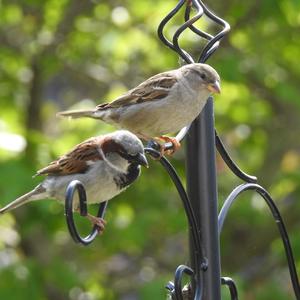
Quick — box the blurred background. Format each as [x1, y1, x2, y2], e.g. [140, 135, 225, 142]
[0, 0, 300, 299]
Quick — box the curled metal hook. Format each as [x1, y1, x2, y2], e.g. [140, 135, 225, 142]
[215, 130, 257, 183]
[65, 180, 107, 245]
[184, 3, 213, 40]
[172, 1, 204, 63]
[221, 277, 239, 300]
[165, 265, 194, 300]
[145, 146, 205, 300]
[218, 183, 300, 299]
[145, 147, 205, 265]
[174, 265, 194, 300]
[157, 0, 229, 65]
[157, 0, 188, 59]
[196, 0, 230, 62]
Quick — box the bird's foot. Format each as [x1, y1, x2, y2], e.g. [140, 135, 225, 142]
[86, 214, 107, 235]
[141, 134, 181, 158]
[158, 136, 181, 156]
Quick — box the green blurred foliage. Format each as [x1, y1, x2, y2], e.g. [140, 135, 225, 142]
[0, 0, 299, 299]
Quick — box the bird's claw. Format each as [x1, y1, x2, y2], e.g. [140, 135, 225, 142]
[159, 136, 181, 156]
[146, 136, 181, 159]
[87, 214, 107, 235]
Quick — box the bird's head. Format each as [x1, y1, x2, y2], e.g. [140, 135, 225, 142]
[102, 130, 148, 171]
[182, 63, 221, 95]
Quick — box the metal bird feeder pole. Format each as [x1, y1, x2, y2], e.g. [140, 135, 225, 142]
[186, 99, 221, 299]
[157, 1, 230, 298]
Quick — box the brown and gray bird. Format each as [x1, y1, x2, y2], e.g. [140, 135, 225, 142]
[57, 63, 221, 152]
[0, 130, 148, 231]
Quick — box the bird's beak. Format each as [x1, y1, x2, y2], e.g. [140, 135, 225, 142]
[135, 153, 149, 168]
[207, 80, 221, 94]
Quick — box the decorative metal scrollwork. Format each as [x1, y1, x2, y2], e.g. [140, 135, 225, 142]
[65, 180, 107, 245]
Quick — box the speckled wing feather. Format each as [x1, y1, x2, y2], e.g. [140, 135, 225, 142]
[96, 71, 178, 110]
[36, 137, 103, 176]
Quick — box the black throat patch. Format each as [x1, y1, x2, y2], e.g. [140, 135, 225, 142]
[113, 164, 141, 189]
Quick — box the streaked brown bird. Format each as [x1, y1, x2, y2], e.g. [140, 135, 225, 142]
[0, 130, 148, 232]
[57, 63, 221, 153]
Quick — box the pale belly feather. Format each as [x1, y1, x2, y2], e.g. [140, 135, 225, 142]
[110, 86, 210, 137]
[43, 161, 126, 206]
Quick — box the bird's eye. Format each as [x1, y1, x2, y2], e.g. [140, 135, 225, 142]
[200, 73, 206, 80]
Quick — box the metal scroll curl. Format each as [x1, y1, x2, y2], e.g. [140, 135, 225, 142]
[221, 277, 238, 300]
[65, 180, 107, 246]
[145, 146, 206, 300]
[166, 265, 194, 300]
[218, 183, 300, 299]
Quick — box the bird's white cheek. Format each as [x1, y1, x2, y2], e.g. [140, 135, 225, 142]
[86, 160, 95, 166]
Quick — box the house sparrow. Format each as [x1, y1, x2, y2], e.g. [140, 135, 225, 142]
[0, 130, 148, 232]
[57, 63, 221, 153]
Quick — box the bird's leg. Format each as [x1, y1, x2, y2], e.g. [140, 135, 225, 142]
[75, 207, 106, 235]
[136, 133, 180, 157]
[158, 136, 181, 155]
[86, 214, 107, 234]
[136, 133, 163, 159]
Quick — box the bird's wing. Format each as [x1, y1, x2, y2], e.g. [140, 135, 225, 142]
[96, 71, 178, 110]
[36, 137, 103, 176]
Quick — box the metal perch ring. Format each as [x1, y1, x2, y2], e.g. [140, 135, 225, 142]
[65, 180, 107, 246]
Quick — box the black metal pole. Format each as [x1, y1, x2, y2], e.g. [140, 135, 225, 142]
[186, 97, 221, 299]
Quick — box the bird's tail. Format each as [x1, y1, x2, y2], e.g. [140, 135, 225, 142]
[56, 109, 97, 119]
[0, 185, 47, 214]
